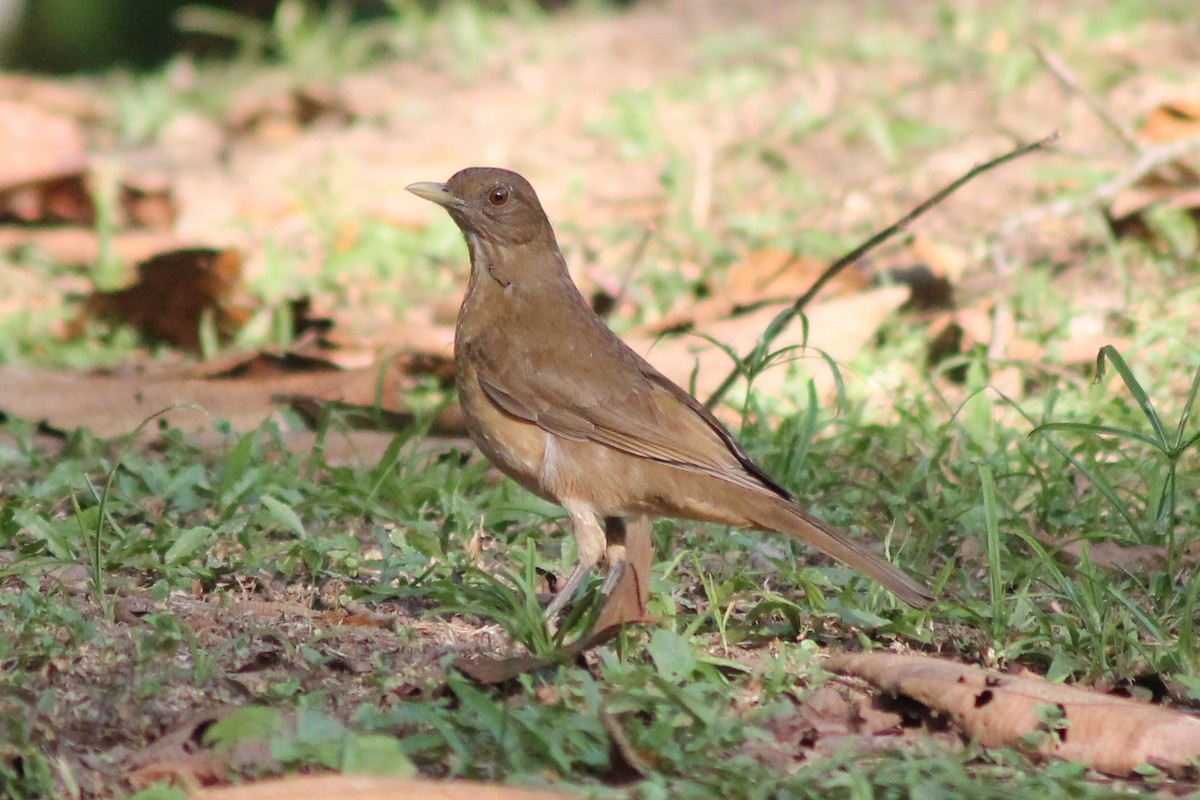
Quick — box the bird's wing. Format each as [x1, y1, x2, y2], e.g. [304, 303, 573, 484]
[477, 373, 595, 441]
[474, 332, 789, 499]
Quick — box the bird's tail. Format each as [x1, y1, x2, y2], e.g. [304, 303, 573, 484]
[752, 495, 934, 608]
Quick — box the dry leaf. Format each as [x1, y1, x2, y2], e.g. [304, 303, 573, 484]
[0, 98, 94, 224]
[0, 226, 184, 266]
[79, 248, 252, 352]
[827, 651, 1200, 776]
[191, 774, 579, 800]
[1139, 99, 1200, 144]
[642, 249, 866, 336]
[227, 85, 352, 144]
[0, 349, 456, 442]
[126, 708, 272, 788]
[0, 174, 95, 224]
[1108, 97, 1200, 234]
[926, 298, 1127, 381]
[0, 99, 87, 190]
[1108, 179, 1200, 229]
[0, 292, 463, 451]
[0, 74, 107, 120]
[630, 286, 911, 405]
[1054, 538, 1200, 573]
[725, 249, 863, 305]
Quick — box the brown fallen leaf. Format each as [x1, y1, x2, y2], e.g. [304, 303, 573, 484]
[1054, 537, 1200, 573]
[630, 286, 911, 406]
[126, 707, 272, 789]
[227, 84, 353, 145]
[728, 249, 849, 303]
[1108, 98, 1200, 237]
[0, 226, 185, 267]
[1107, 178, 1200, 233]
[640, 248, 868, 336]
[747, 680, 960, 773]
[1139, 99, 1200, 145]
[0, 299, 465, 454]
[0, 349, 458, 442]
[0, 74, 107, 120]
[587, 514, 653, 633]
[0, 99, 87, 191]
[0, 174, 95, 224]
[925, 298, 1129, 384]
[78, 248, 253, 352]
[827, 651, 1200, 776]
[191, 774, 579, 800]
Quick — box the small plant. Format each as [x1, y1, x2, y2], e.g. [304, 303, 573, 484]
[1032, 345, 1200, 564]
[427, 538, 602, 656]
[1028, 345, 1200, 674]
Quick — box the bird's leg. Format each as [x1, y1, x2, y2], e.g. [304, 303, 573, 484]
[599, 516, 627, 596]
[543, 504, 605, 619]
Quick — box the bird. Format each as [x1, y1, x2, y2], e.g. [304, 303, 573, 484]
[405, 167, 934, 615]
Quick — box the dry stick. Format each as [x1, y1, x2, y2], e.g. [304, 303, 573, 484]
[988, 45, 1123, 367]
[1032, 40, 1140, 154]
[703, 130, 1061, 410]
[996, 133, 1200, 237]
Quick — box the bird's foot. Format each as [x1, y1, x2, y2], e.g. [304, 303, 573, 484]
[598, 558, 625, 597]
[543, 560, 591, 621]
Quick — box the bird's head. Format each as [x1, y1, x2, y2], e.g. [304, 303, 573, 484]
[406, 167, 554, 247]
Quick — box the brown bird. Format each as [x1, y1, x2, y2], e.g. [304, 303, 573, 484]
[406, 167, 934, 614]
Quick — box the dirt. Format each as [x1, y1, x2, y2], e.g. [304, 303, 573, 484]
[3, 0, 1199, 797]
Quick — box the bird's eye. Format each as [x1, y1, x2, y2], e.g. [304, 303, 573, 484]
[488, 186, 510, 206]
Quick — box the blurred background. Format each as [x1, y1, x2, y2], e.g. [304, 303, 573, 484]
[0, 1, 376, 72]
[0, 0, 617, 73]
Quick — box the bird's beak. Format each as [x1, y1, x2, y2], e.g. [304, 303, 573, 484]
[405, 181, 467, 210]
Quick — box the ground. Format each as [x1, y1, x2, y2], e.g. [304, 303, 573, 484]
[1, 1, 1199, 798]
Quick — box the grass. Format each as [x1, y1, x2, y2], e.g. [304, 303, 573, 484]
[3, 1, 1200, 798]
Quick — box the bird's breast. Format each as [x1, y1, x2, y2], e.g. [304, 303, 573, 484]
[455, 359, 549, 500]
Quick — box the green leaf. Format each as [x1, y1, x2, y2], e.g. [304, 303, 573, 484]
[203, 707, 286, 750]
[647, 628, 696, 682]
[1095, 345, 1167, 445]
[162, 526, 215, 565]
[14, 508, 75, 560]
[261, 495, 307, 539]
[341, 733, 416, 777]
[125, 784, 189, 800]
[217, 430, 258, 513]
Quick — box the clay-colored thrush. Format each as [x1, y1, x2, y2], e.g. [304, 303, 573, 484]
[406, 167, 934, 612]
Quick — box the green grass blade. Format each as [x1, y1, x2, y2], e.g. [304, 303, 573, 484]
[1096, 345, 1168, 446]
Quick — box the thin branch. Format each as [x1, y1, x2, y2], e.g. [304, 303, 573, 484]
[703, 131, 1060, 410]
[1032, 40, 1141, 154]
[997, 133, 1200, 237]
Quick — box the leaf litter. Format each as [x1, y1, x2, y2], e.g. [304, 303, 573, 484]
[2, 1, 1200, 797]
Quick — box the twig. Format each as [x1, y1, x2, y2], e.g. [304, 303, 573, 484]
[703, 131, 1060, 410]
[609, 223, 655, 313]
[1032, 40, 1141, 154]
[996, 133, 1200, 237]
